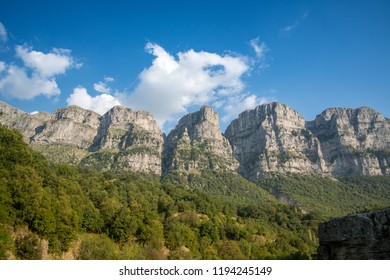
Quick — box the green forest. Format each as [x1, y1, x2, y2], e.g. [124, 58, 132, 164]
[0, 124, 389, 260]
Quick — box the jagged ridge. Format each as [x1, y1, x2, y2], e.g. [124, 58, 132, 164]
[1, 100, 389, 179]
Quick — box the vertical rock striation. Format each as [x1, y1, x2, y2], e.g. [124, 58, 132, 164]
[1, 100, 389, 178]
[307, 107, 390, 176]
[163, 105, 238, 174]
[225, 102, 327, 180]
[82, 105, 164, 174]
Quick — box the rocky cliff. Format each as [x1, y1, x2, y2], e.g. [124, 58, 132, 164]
[307, 107, 390, 176]
[225, 102, 327, 180]
[163, 105, 238, 174]
[1, 100, 389, 178]
[82, 105, 164, 174]
[317, 208, 390, 259]
[225, 102, 390, 180]
[0, 101, 163, 174]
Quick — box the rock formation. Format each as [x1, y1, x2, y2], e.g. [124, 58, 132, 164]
[225, 102, 390, 180]
[225, 102, 328, 180]
[1, 100, 389, 178]
[0, 102, 163, 174]
[163, 105, 238, 174]
[317, 208, 390, 259]
[82, 105, 164, 174]
[307, 107, 390, 176]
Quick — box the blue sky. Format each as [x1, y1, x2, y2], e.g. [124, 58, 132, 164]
[0, 0, 389, 132]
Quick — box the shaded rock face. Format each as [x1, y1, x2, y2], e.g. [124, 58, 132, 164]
[307, 107, 390, 176]
[0, 102, 164, 174]
[1, 100, 390, 178]
[317, 208, 390, 260]
[225, 103, 327, 180]
[83, 106, 164, 174]
[225, 102, 390, 180]
[0, 101, 51, 142]
[31, 106, 101, 149]
[163, 106, 238, 174]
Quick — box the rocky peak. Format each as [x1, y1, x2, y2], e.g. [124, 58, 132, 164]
[91, 105, 163, 151]
[82, 105, 164, 174]
[53, 105, 101, 129]
[307, 107, 390, 176]
[30, 106, 101, 149]
[175, 105, 221, 140]
[164, 106, 238, 173]
[1, 100, 389, 178]
[0, 101, 51, 142]
[225, 102, 327, 180]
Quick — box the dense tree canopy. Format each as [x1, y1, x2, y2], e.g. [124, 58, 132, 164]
[0, 125, 388, 259]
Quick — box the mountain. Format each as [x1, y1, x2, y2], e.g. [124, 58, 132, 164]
[1, 100, 389, 179]
[225, 102, 327, 180]
[163, 105, 238, 174]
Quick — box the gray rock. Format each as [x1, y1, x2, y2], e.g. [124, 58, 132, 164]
[87, 105, 164, 174]
[225, 102, 327, 180]
[1, 100, 389, 178]
[317, 208, 390, 259]
[164, 105, 238, 174]
[307, 107, 390, 176]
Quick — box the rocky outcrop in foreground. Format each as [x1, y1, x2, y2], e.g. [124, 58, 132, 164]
[317, 208, 390, 259]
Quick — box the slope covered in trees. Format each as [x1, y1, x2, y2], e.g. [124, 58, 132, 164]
[1, 125, 389, 260]
[0, 124, 318, 259]
[258, 174, 390, 219]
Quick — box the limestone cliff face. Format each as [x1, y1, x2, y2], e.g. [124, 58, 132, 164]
[0, 102, 163, 174]
[1, 100, 389, 178]
[225, 102, 327, 180]
[317, 208, 390, 259]
[163, 106, 238, 174]
[30, 106, 101, 149]
[83, 106, 164, 174]
[0, 101, 51, 142]
[307, 107, 390, 176]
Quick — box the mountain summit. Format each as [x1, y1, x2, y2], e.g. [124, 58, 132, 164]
[1, 101, 389, 179]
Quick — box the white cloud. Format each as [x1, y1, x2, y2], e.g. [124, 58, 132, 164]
[0, 22, 7, 42]
[250, 37, 268, 59]
[0, 65, 60, 99]
[123, 43, 250, 127]
[66, 86, 121, 115]
[279, 21, 299, 35]
[93, 76, 114, 94]
[219, 94, 275, 123]
[0, 46, 80, 99]
[16, 45, 80, 77]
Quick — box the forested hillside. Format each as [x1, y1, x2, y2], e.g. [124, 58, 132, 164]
[0, 125, 318, 259]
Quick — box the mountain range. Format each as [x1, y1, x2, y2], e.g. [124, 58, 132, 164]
[1, 100, 389, 180]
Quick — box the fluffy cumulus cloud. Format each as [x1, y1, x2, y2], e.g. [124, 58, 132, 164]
[123, 43, 250, 127]
[0, 45, 80, 99]
[66, 86, 121, 115]
[15, 45, 80, 77]
[0, 65, 60, 99]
